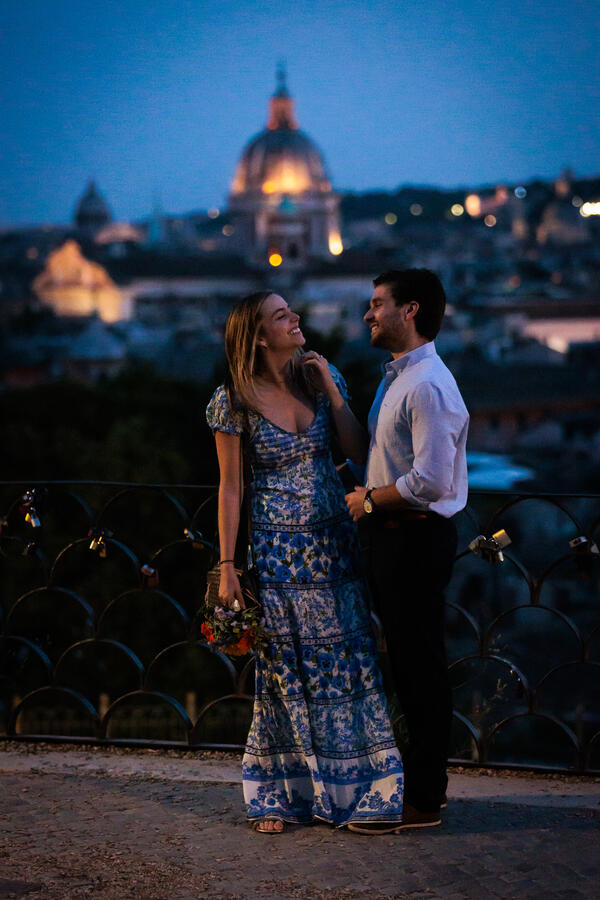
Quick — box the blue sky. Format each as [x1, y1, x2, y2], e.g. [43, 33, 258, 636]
[1, 0, 598, 224]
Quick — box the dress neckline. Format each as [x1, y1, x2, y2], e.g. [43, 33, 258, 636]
[256, 395, 321, 436]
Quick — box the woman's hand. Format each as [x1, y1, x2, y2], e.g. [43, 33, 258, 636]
[302, 351, 367, 465]
[300, 351, 337, 398]
[219, 564, 246, 611]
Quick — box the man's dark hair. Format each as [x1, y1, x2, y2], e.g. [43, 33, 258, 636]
[373, 269, 446, 340]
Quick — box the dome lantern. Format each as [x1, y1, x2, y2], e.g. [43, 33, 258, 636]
[267, 62, 298, 131]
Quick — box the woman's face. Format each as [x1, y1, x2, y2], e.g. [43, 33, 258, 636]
[257, 294, 305, 353]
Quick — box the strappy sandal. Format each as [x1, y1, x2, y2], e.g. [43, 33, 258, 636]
[251, 818, 285, 834]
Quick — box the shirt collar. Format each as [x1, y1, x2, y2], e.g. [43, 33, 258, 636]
[383, 340, 437, 377]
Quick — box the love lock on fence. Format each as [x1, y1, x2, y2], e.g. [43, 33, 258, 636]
[18, 489, 42, 529]
[184, 528, 204, 549]
[469, 528, 512, 563]
[140, 563, 159, 589]
[88, 527, 112, 559]
[569, 534, 599, 579]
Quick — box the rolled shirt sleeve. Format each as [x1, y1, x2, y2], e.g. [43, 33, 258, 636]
[395, 382, 468, 509]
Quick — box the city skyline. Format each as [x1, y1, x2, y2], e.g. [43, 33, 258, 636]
[1, 0, 598, 226]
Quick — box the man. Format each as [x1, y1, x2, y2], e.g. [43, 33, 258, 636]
[346, 268, 469, 831]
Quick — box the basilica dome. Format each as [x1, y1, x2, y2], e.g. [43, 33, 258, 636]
[228, 68, 341, 267]
[230, 70, 331, 197]
[74, 180, 112, 236]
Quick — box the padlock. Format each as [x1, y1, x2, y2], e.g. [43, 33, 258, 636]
[569, 534, 600, 579]
[184, 528, 204, 549]
[469, 529, 511, 564]
[19, 490, 41, 529]
[88, 527, 110, 558]
[141, 563, 159, 589]
[491, 529, 511, 550]
[569, 535, 599, 555]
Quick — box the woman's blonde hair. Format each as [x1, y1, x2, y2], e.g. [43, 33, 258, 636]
[224, 291, 314, 412]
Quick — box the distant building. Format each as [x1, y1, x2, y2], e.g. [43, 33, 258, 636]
[32, 240, 125, 322]
[64, 315, 126, 381]
[95, 222, 143, 257]
[0, 313, 126, 387]
[74, 180, 112, 238]
[228, 66, 342, 269]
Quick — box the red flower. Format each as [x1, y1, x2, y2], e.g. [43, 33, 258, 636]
[227, 629, 255, 656]
[200, 621, 215, 643]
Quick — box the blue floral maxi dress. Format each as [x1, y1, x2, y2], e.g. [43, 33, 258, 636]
[206, 377, 403, 827]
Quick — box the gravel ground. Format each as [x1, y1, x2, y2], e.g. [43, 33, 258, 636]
[1, 742, 599, 900]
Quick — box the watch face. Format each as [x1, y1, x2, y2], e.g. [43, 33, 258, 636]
[363, 498, 373, 514]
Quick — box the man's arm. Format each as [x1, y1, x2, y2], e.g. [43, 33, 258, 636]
[345, 483, 409, 521]
[345, 381, 466, 521]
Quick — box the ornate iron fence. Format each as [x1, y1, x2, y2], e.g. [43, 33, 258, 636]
[1, 481, 598, 772]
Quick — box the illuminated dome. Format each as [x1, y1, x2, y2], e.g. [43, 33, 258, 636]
[232, 130, 331, 196]
[228, 67, 341, 267]
[231, 71, 331, 196]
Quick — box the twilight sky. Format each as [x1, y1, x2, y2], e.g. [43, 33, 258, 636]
[1, 0, 598, 225]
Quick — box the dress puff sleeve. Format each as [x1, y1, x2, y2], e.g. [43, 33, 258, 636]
[327, 363, 350, 402]
[206, 385, 244, 435]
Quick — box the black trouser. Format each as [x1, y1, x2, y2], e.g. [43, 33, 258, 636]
[368, 512, 457, 813]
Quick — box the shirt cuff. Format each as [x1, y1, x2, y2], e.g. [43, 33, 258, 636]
[395, 475, 431, 509]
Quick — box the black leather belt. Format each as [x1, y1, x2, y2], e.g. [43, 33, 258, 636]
[377, 509, 436, 528]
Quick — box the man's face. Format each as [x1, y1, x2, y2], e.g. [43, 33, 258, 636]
[364, 284, 412, 352]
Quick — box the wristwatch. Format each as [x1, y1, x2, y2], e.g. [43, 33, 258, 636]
[363, 488, 377, 515]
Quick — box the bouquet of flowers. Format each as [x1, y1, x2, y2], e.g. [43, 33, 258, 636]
[200, 603, 270, 657]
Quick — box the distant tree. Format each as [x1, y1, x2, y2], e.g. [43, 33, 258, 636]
[0, 367, 218, 484]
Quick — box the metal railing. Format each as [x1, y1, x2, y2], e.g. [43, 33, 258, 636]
[1, 481, 598, 772]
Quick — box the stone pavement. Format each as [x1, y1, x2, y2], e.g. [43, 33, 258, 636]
[1, 744, 599, 900]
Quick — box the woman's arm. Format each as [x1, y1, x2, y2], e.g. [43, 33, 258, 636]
[301, 354, 368, 464]
[214, 430, 245, 609]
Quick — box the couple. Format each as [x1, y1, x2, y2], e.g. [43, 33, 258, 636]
[206, 268, 469, 835]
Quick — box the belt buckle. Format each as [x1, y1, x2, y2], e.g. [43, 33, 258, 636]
[382, 517, 401, 529]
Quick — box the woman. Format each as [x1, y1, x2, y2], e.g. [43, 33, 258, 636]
[206, 291, 403, 834]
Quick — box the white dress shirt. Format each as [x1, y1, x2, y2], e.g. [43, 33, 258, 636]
[365, 341, 469, 518]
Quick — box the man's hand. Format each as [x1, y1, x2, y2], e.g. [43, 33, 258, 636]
[345, 485, 368, 522]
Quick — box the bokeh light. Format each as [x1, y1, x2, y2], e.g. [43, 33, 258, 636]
[268, 252, 283, 267]
[328, 233, 343, 255]
[465, 194, 481, 217]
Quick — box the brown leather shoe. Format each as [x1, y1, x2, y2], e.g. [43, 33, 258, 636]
[394, 802, 441, 831]
[347, 821, 403, 835]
